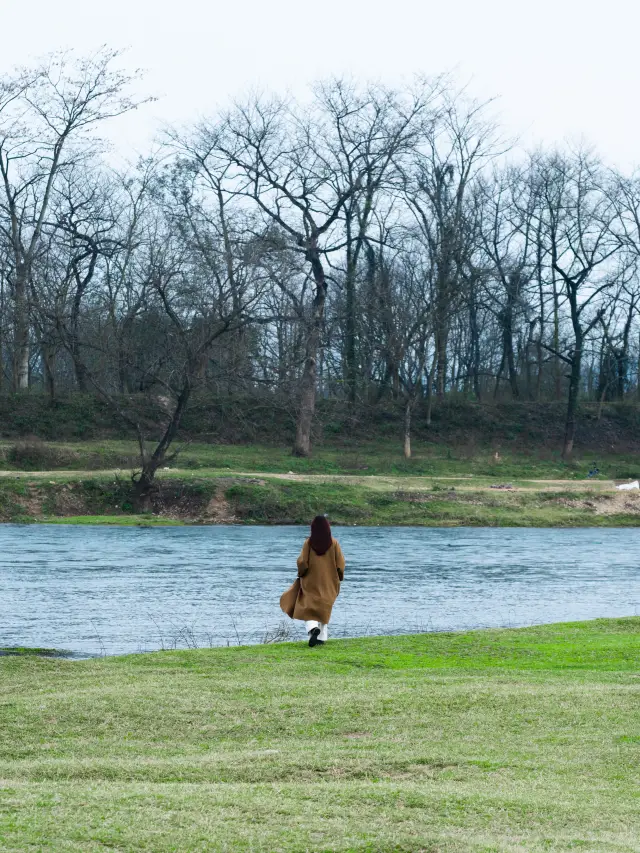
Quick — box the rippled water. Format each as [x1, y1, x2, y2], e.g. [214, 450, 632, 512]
[1, 525, 639, 656]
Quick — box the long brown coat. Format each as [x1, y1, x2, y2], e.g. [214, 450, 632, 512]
[291, 537, 346, 623]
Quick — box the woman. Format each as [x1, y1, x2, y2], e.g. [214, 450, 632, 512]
[281, 516, 346, 646]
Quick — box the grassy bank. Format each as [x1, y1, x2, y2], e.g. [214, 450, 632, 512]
[1, 468, 640, 526]
[224, 477, 640, 526]
[1, 618, 638, 851]
[1, 438, 640, 526]
[2, 437, 640, 479]
[2, 394, 640, 454]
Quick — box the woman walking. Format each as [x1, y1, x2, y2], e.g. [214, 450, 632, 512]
[280, 516, 346, 646]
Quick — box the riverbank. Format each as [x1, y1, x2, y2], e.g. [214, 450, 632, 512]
[2, 438, 640, 526]
[1, 618, 638, 851]
[1, 469, 640, 526]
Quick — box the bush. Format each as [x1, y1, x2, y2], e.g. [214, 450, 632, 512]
[6, 438, 79, 471]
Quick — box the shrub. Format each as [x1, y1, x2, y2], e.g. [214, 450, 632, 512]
[6, 438, 79, 471]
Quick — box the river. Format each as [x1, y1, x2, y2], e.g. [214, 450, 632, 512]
[1, 525, 638, 655]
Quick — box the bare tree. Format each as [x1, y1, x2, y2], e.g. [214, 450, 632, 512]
[0, 48, 146, 390]
[404, 94, 500, 399]
[317, 78, 441, 403]
[211, 95, 372, 455]
[475, 166, 538, 400]
[3, 68, 640, 469]
[393, 249, 432, 458]
[533, 151, 623, 458]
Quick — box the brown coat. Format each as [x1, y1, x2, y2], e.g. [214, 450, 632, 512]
[291, 537, 346, 624]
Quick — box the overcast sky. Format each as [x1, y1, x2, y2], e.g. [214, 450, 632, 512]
[3, 0, 638, 167]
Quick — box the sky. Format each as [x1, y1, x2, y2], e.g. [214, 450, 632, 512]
[2, 0, 639, 168]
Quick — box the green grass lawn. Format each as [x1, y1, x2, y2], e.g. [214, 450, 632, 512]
[2, 437, 640, 480]
[1, 618, 639, 852]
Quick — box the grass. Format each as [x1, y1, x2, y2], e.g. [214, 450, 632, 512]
[225, 479, 640, 526]
[2, 437, 640, 480]
[1, 470, 640, 526]
[0, 646, 67, 657]
[1, 438, 640, 526]
[1, 618, 638, 851]
[40, 514, 184, 526]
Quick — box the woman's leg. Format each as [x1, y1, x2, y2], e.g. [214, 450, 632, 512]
[305, 619, 322, 647]
[318, 623, 328, 642]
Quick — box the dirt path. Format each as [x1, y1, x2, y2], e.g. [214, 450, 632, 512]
[234, 473, 625, 492]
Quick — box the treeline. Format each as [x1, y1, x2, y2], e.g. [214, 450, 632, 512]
[2, 50, 640, 502]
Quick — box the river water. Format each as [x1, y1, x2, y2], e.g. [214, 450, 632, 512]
[1, 525, 638, 656]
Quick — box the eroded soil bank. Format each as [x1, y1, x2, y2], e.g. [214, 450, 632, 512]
[2, 473, 640, 526]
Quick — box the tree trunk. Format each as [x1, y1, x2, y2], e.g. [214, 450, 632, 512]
[72, 349, 89, 392]
[469, 293, 481, 401]
[435, 324, 448, 399]
[132, 468, 156, 513]
[587, 356, 595, 400]
[391, 357, 401, 400]
[118, 341, 131, 394]
[637, 329, 640, 402]
[0, 275, 4, 392]
[12, 266, 30, 391]
[42, 344, 56, 403]
[293, 249, 326, 457]
[596, 380, 608, 421]
[505, 321, 519, 399]
[343, 189, 375, 404]
[344, 240, 358, 405]
[131, 382, 192, 512]
[403, 400, 412, 459]
[525, 321, 536, 401]
[425, 349, 438, 426]
[535, 336, 543, 402]
[493, 350, 505, 400]
[562, 346, 581, 460]
[553, 279, 562, 401]
[535, 238, 545, 402]
[616, 299, 634, 401]
[617, 353, 627, 401]
[69, 264, 95, 393]
[293, 315, 322, 457]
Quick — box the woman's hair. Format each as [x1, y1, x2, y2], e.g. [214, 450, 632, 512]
[309, 515, 332, 555]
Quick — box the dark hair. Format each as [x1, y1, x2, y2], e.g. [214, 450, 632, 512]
[309, 515, 332, 556]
